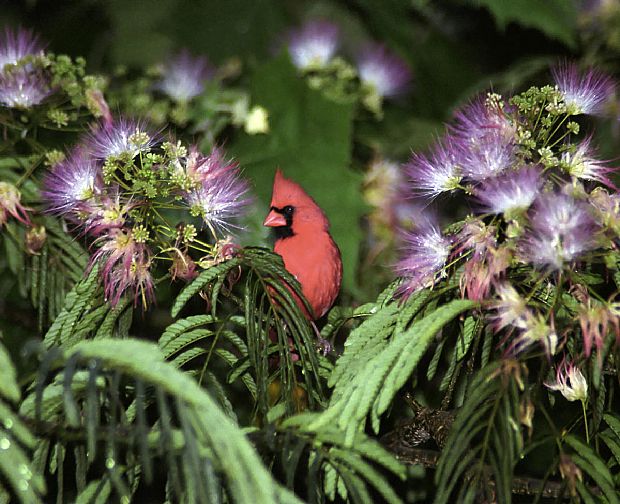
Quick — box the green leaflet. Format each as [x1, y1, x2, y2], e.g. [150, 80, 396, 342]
[159, 315, 215, 350]
[170, 346, 208, 368]
[604, 412, 620, 440]
[598, 430, 620, 467]
[171, 247, 324, 416]
[456, 315, 479, 361]
[75, 478, 112, 504]
[374, 300, 477, 422]
[395, 288, 431, 332]
[426, 338, 446, 382]
[2, 213, 89, 330]
[329, 448, 402, 504]
[0, 402, 35, 448]
[94, 296, 132, 340]
[328, 302, 399, 393]
[282, 413, 405, 504]
[435, 362, 523, 504]
[0, 419, 46, 504]
[43, 266, 100, 348]
[0, 340, 19, 403]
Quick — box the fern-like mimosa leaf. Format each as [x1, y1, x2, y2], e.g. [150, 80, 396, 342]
[171, 258, 243, 317]
[565, 434, 619, 504]
[55, 339, 302, 504]
[314, 299, 475, 442]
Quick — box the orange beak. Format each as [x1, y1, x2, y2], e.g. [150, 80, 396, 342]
[263, 209, 287, 227]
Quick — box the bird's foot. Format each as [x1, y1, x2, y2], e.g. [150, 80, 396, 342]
[316, 337, 332, 356]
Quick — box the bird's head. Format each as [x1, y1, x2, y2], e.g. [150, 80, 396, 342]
[263, 169, 329, 239]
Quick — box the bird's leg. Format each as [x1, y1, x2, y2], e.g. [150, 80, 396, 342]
[311, 321, 333, 355]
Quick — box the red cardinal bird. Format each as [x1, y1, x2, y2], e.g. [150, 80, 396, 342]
[263, 170, 342, 320]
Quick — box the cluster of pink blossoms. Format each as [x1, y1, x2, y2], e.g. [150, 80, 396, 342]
[41, 112, 250, 308]
[0, 26, 251, 310]
[395, 62, 619, 379]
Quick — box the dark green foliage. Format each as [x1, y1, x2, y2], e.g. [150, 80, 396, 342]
[315, 294, 476, 441]
[565, 434, 619, 504]
[5, 1, 620, 503]
[281, 413, 406, 504]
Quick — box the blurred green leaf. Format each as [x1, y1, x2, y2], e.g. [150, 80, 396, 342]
[106, 0, 176, 66]
[230, 54, 365, 292]
[0, 338, 20, 403]
[464, 0, 577, 48]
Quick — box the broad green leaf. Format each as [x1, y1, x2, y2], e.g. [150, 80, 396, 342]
[464, 0, 577, 48]
[106, 0, 288, 66]
[105, 0, 175, 66]
[230, 54, 364, 291]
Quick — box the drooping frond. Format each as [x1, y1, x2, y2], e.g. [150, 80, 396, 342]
[22, 338, 303, 503]
[435, 361, 526, 503]
[570, 420, 620, 503]
[159, 314, 258, 407]
[172, 247, 326, 417]
[312, 290, 476, 443]
[259, 412, 406, 504]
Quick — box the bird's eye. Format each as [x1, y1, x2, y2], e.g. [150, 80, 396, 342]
[283, 205, 294, 215]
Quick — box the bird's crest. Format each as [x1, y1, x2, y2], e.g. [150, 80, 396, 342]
[270, 169, 320, 210]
